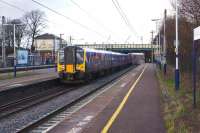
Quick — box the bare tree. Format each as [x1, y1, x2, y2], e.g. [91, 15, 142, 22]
[171, 0, 200, 26]
[23, 10, 46, 52]
[157, 15, 194, 71]
[4, 18, 26, 48]
[180, 0, 200, 26]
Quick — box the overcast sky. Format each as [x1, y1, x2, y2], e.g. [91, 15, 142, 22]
[0, 0, 173, 44]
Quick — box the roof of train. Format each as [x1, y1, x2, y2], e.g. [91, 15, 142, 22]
[128, 53, 144, 55]
[83, 48, 126, 55]
[61, 46, 127, 55]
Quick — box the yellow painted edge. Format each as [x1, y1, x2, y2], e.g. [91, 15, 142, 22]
[83, 48, 86, 72]
[101, 64, 148, 133]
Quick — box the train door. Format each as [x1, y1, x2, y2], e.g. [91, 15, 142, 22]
[64, 46, 76, 73]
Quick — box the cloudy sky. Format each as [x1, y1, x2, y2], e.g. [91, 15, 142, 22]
[0, 0, 173, 44]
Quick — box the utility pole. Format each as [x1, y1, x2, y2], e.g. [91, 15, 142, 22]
[163, 9, 167, 75]
[175, 0, 180, 90]
[13, 24, 16, 77]
[141, 36, 143, 44]
[1, 16, 6, 67]
[69, 36, 72, 45]
[152, 19, 161, 64]
[59, 33, 64, 49]
[158, 27, 161, 65]
[53, 35, 57, 71]
[106, 35, 111, 44]
[3, 23, 24, 77]
[125, 35, 131, 44]
[151, 31, 154, 63]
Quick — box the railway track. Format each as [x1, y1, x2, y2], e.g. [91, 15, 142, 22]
[0, 85, 75, 119]
[17, 66, 134, 133]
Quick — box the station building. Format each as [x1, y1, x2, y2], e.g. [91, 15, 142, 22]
[34, 33, 66, 64]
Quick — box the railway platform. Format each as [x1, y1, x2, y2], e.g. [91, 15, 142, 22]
[48, 63, 165, 133]
[0, 68, 57, 92]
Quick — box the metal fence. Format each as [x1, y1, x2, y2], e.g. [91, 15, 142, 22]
[0, 55, 55, 68]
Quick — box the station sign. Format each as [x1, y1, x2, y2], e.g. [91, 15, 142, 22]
[17, 49, 28, 65]
[194, 26, 200, 41]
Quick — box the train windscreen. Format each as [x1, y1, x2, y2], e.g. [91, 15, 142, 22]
[64, 47, 75, 64]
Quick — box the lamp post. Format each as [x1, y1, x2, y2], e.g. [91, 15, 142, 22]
[175, 0, 180, 90]
[3, 23, 24, 77]
[59, 33, 64, 49]
[151, 30, 154, 63]
[163, 9, 167, 75]
[152, 19, 161, 66]
[1, 16, 6, 68]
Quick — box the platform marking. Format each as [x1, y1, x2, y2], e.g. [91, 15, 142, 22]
[8, 84, 23, 87]
[101, 65, 147, 133]
[68, 115, 94, 133]
[120, 83, 127, 88]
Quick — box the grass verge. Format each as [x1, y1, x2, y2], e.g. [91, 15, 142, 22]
[156, 66, 200, 133]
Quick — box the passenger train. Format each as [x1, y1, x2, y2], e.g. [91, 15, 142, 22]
[57, 46, 144, 82]
[128, 53, 145, 65]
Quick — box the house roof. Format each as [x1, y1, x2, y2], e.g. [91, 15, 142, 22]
[35, 33, 61, 40]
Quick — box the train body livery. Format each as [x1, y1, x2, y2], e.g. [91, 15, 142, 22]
[57, 46, 133, 82]
[128, 53, 145, 65]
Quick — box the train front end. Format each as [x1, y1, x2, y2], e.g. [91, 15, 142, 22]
[57, 46, 86, 82]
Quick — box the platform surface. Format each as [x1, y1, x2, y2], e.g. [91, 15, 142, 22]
[0, 68, 57, 92]
[49, 64, 165, 133]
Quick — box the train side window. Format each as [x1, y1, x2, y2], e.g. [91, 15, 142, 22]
[86, 52, 90, 63]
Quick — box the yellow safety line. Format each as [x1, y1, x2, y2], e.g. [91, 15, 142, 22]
[101, 64, 147, 133]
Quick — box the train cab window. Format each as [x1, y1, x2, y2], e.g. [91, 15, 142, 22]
[59, 50, 64, 64]
[64, 46, 76, 64]
[76, 49, 84, 64]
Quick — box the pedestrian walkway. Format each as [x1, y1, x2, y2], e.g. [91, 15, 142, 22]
[83, 64, 165, 133]
[49, 64, 165, 133]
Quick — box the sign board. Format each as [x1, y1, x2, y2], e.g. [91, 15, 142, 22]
[17, 50, 28, 65]
[194, 26, 200, 41]
[35, 39, 54, 51]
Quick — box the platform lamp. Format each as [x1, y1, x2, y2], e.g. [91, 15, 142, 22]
[59, 33, 64, 49]
[163, 9, 167, 75]
[3, 23, 24, 78]
[152, 19, 161, 67]
[174, 0, 180, 90]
